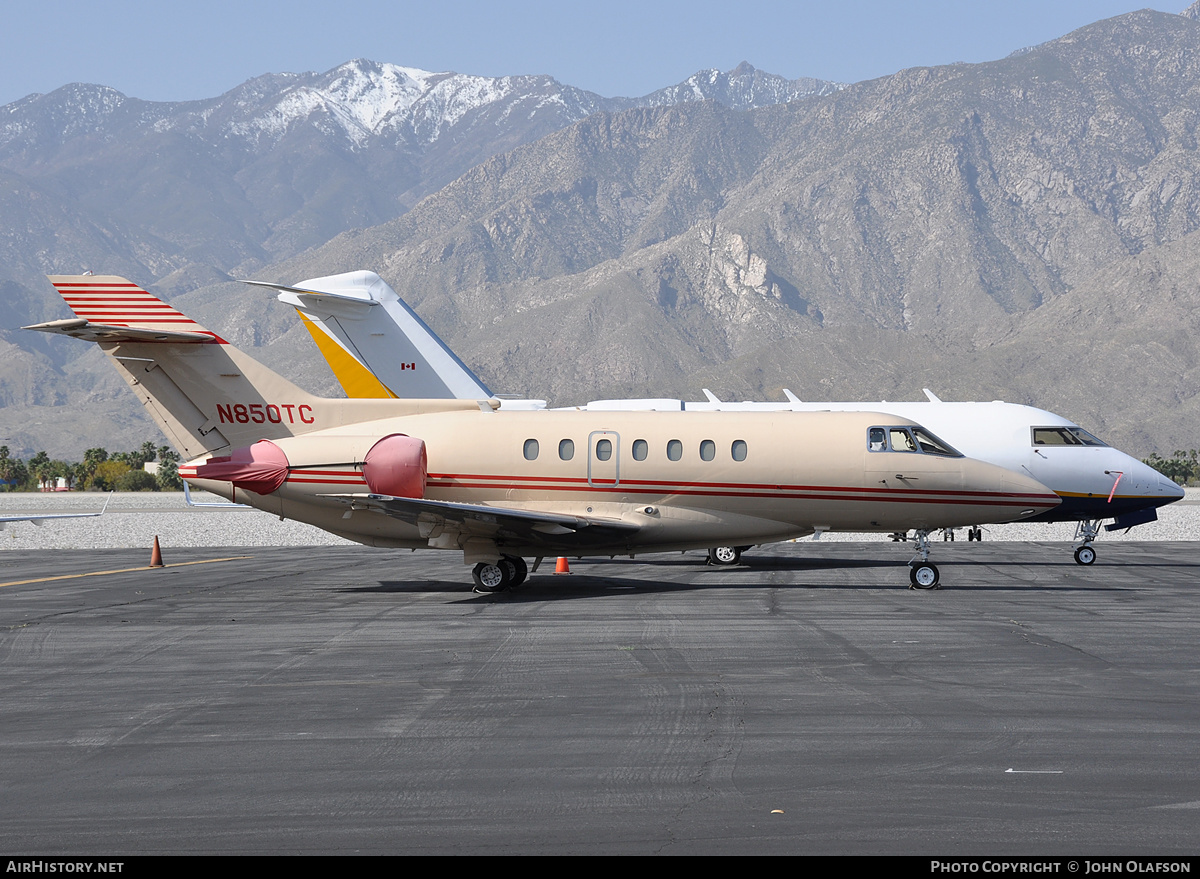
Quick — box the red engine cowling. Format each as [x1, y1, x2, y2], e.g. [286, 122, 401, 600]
[361, 434, 427, 498]
[194, 440, 289, 495]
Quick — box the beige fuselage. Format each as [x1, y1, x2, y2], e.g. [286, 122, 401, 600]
[184, 408, 1059, 560]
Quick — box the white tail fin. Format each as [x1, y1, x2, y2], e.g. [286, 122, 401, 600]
[244, 271, 497, 400]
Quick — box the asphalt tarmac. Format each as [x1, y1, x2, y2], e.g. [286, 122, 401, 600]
[1, 541, 1198, 855]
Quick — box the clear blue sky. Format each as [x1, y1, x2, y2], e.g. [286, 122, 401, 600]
[2, 1, 1184, 107]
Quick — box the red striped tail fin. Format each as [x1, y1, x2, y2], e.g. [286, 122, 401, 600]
[46, 275, 226, 343]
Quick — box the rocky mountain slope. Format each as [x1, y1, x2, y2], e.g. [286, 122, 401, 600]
[4, 10, 1199, 459]
[254, 10, 1200, 455]
[0, 60, 836, 276]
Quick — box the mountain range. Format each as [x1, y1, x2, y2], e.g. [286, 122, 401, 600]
[2, 9, 1198, 460]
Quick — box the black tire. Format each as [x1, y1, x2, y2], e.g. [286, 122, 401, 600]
[708, 546, 741, 566]
[909, 563, 940, 590]
[501, 555, 528, 588]
[1074, 545, 1096, 566]
[472, 561, 510, 592]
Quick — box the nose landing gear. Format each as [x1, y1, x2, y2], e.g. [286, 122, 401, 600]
[908, 530, 941, 590]
[1073, 520, 1100, 565]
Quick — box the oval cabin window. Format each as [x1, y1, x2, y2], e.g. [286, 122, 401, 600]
[596, 439, 612, 461]
[700, 440, 715, 461]
[731, 440, 747, 462]
[559, 439, 575, 461]
[523, 438, 539, 460]
[667, 439, 683, 461]
[632, 439, 648, 461]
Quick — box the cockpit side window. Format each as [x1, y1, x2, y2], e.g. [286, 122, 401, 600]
[1032, 427, 1109, 447]
[890, 428, 918, 453]
[869, 426, 962, 457]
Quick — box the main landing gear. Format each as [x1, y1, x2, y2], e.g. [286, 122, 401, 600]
[1073, 520, 1099, 566]
[707, 545, 750, 566]
[908, 529, 940, 590]
[472, 555, 529, 592]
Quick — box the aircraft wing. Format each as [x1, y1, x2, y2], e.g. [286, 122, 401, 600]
[321, 492, 640, 547]
[0, 493, 113, 529]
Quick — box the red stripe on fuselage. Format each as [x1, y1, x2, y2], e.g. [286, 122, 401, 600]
[268, 473, 1056, 509]
[424, 471, 1055, 501]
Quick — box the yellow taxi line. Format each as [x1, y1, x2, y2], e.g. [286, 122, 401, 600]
[0, 556, 253, 588]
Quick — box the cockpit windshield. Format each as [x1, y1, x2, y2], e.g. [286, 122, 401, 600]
[1031, 427, 1108, 447]
[868, 426, 963, 457]
[911, 427, 962, 457]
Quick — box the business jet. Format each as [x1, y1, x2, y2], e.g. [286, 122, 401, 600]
[260, 271, 1182, 567]
[25, 275, 1060, 591]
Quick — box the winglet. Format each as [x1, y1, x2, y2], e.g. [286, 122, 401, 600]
[782, 389, 801, 403]
[923, 388, 943, 403]
[702, 389, 722, 403]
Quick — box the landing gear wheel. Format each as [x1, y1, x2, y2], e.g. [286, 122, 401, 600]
[968, 527, 983, 542]
[909, 563, 940, 590]
[1074, 545, 1096, 566]
[472, 561, 511, 592]
[708, 546, 742, 566]
[501, 555, 528, 588]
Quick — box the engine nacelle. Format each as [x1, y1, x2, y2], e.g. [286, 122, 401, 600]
[193, 440, 289, 495]
[361, 433, 427, 498]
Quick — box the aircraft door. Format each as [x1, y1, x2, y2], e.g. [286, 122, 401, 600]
[588, 430, 620, 487]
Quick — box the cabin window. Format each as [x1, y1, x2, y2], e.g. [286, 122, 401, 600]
[667, 439, 683, 461]
[700, 439, 716, 461]
[559, 439, 575, 461]
[523, 439, 539, 461]
[632, 439, 648, 461]
[596, 438, 612, 461]
[731, 439, 747, 462]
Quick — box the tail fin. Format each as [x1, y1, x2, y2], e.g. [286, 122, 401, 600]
[27, 275, 466, 458]
[243, 271, 497, 400]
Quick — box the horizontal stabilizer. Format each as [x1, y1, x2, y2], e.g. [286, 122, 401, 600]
[22, 318, 216, 344]
[240, 279, 379, 306]
[37, 276, 225, 343]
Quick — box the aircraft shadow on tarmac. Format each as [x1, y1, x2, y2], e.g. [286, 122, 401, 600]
[342, 551, 1138, 597]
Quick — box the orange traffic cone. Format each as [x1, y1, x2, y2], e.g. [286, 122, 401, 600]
[554, 556, 571, 575]
[149, 536, 164, 568]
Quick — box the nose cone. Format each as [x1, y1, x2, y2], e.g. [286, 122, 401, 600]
[1131, 456, 1185, 508]
[1157, 471, 1186, 503]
